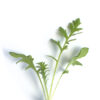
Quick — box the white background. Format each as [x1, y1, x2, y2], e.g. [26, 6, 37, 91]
[0, 0, 100, 100]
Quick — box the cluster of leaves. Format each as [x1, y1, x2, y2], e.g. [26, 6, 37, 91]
[68, 18, 82, 37]
[71, 47, 89, 66]
[48, 18, 87, 68]
[63, 47, 88, 74]
[10, 52, 49, 80]
[9, 52, 49, 99]
[50, 19, 82, 53]
[9, 18, 89, 100]
[37, 62, 49, 85]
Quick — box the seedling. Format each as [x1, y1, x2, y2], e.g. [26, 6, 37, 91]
[9, 18, 89, 100]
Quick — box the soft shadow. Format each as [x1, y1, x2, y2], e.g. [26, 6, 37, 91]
[46, 40, 59, 70]
[26, 69, 44, 100]
[48, 39, 58, 57]
[47, 42, 81, 72]
[47, 30, 67, 71]
[58, 46, 81, 71]
[3, 49, 44, 100]
[32, 94, 44, 100]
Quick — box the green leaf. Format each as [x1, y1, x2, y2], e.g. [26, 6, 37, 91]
[75, 28, 82, 31]
[68, 39, 76, 42]
[37, 62, 49, 84]
[71, 32, 82, 36]
[69, 47, 89, 65]
[68, 18, 82, 37]
[58, 27, 68, 40]
[73, 18, 81, 28]
[72, 61, 82, 66]
[75, 47, 89, 59]
[63, 69, 69, 74]
[50, 39, 62, 50]
[47, 55, 57, 62]
[9, 52, 35, 70]
[62, 45, 68, 51]
[9, 52, 25, 58]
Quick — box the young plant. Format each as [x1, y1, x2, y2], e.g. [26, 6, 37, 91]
[9, 18, 89, 100]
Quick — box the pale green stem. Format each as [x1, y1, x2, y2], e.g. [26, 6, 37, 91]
[35, 69, 47, 100]
[43, 78, 49, 100]
[49, 51, 62, 99]
[51, 63, 70, 98]
[49, 41, 67, 99]
[51, 73, 63, 99]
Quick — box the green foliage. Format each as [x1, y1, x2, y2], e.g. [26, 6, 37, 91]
[68, 18, 82, 37]
[9, 18, 89, 100]
[9, 52, 35, 70]
[50, 39, 62, 51]
[69, 47, 89, 66]
[58, 27, 68, 40]
[47, 55, 57, 62]
[72, 61, 82, 66]
[68, 39, 76, 42]
[63, 69, 69, 74]
[75, 47, 89, 59]
[37, 62, 49, 84]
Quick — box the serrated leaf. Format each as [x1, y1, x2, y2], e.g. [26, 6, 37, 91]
[50, 39, 62, 50]
[68, 18, 82, 37]
[37, 62, 49, 84]
[47, 55, 57, 62]
[73, 18, 81, 28]
[58, 27, 68, 40]
[9, 52, 35, 70]
[72, 61, 82, 66]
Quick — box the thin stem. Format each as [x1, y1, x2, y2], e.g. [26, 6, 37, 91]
[49, 51, 62, 99]
[52, 63, 70, 98]
[51, 73, 63, 98]
[43, 79, 49, 100]
[35, 70, 47, 100]
[49, 41, 67, 99]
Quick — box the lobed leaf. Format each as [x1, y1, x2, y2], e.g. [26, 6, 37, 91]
[58, 27, 68, 40]
[68, 18, 82, 37]
[50, 39, 62, 50]
[73, 18, 81, 28]
[9, 52, 35, 70]
[37, 62, 49, 84]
